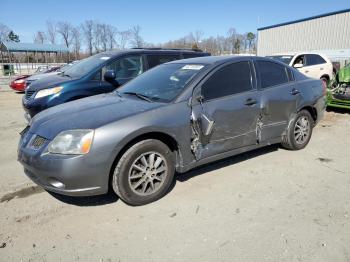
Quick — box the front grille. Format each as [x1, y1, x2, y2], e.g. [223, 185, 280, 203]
[30, 135, 48, 149]
[25, 90, 35, 99]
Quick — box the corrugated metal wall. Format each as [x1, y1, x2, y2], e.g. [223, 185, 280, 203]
[257, 11, 350, 56]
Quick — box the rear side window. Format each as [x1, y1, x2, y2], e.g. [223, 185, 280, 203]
[202, 62, 253, 101]
[257, 61, 289, 89]
[306, 54, 326, 66]
[183, 53, 202, 59]
[147, 54, 180, 69]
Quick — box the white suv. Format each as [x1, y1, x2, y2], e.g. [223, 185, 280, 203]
[268, 53, 334, 84]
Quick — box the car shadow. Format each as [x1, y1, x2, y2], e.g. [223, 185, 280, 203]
[47, 144, 279, 206]
[326, 107, 350, 114]
[177, 144, 279, 182]
[47, 189, 119, 207]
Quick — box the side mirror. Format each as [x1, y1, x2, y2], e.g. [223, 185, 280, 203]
[293, 63, 303, 69]
[104, 70, 120, 88]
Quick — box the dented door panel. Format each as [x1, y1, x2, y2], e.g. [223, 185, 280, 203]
[191, 91, 260, 160]
[259, 82, 298, 141]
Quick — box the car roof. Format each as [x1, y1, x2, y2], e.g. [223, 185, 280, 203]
[93, 48, 210, 59]
[167, 55, 264, 65]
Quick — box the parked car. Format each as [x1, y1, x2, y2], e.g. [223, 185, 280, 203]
[268, 52, 334, 84]
[327, 63, 350, 109]
[22, 49, 210, 119]
[18, 56, 326, 205]
[9, 75, 30, 92]
[25, 62, 79, 89]
[10, 66, 63, 92]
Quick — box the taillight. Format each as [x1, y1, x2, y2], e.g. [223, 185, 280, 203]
[321, 79, 327, 96]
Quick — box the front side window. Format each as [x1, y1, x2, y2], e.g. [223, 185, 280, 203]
[306, 54, 326, 66]
[103, 55, 144, 83]
[257, 61, 289, 89]
[147, 54, 180, 69]
[201, 62, 253, 101]
[118, 63, 205, 102]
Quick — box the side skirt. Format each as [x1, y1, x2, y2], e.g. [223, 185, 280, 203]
[177, 137, 282, 173]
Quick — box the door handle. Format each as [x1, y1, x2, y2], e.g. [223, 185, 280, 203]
[304, 70, 309, 73]
[320, 67, 324, 70]
[244, 98, 257, 106]
[290, 88, 300, 95]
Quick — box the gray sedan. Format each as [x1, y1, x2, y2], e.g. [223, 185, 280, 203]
[18, 56, 326, 205]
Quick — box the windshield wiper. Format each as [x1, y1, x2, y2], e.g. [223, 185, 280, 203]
[123, 92, 154, 102]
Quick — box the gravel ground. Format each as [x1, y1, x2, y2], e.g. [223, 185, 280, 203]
[0, 92, 349, 262]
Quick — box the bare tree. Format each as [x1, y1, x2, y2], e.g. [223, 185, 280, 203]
[71, 27, 81, 59]
[227, 27, 237, 53]
[33, 31, 46, 44]
[191, 30, 204, 46]
[57, 21, 73, 48]
[99, 23, 109, 52]
[0, 23, 11, 42]
[82, 20, 94, 55]
[106, 25, 117, 50]
[130, 25, 144, 48]
[118, 30, 131, 49]
[46, 21, 57, 44]
[92, 22, 102, 53]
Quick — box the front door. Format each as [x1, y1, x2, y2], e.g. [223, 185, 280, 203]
[191, 60, 260, 160]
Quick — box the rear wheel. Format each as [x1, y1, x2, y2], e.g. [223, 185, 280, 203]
[112, 139, 175, 206]
[281, 110, 313, 150]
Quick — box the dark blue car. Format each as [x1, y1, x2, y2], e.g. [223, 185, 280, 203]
[22, 48, 210, 119]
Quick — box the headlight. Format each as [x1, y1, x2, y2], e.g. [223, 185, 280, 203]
[48, 130, 94, 155]
[35, 86, 63, 99]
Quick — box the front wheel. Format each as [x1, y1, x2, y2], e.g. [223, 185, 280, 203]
[112, 139, 175, 206]
[281, 110, 314, 150]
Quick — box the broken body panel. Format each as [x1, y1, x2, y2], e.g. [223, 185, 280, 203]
[327, 65, 350, 109]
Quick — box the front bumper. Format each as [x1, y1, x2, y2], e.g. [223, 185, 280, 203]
[22, 96, 49, 117]
[17, 130, 110, 197]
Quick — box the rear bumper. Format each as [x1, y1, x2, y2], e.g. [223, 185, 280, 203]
[314, 95, 327, 125]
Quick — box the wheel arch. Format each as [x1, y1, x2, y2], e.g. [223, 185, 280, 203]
[320, 74, 330, 81]
[298, 105, 317, 123]
[108, 131, 181, 187]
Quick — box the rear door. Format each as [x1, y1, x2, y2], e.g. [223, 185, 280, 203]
[191, 59, 260, 160]
[255, 60, 298, 141]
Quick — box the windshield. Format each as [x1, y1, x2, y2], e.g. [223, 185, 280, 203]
[268, 55, 293, 65]
[118, 63, 206, 102]
[62, 55, 109, 78]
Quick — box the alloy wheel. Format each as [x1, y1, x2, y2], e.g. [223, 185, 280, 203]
[128, 151, 168, 196]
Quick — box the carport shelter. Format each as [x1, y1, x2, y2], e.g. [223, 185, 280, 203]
[0, 41, 69, 65]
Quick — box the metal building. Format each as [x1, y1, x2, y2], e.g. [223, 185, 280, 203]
[257, 9, 350, 57]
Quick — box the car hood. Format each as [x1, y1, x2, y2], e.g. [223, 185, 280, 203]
[26, 74, 76, 91]
[26, 72, 59, 82]
[30, 92, 165, 139]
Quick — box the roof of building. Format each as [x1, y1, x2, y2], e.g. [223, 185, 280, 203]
[0, 41, 69, 52]
[258, 8, 350, 31]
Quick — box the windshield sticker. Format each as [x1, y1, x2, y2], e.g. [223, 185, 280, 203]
[100, 56, 111, 60]
[181, 65, 204, 70]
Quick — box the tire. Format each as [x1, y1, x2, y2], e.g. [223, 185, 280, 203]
[281, 110, 314, 150]
[112, 139, 175, 206]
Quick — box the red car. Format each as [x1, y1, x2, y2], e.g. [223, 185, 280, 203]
[9, 75, 30, 92]
[9, 66, 62, 92]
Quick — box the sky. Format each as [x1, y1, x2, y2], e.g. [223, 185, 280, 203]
[1, 0, 349, 45]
